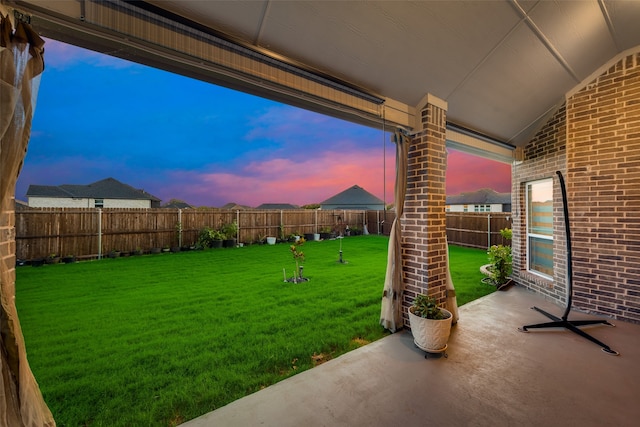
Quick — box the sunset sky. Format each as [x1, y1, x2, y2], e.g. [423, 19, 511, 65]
[16, 39, 511, 207]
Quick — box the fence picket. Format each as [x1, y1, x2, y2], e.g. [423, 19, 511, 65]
[14, 208, 511, 260]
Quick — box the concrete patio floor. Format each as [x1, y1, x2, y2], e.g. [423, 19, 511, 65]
[182, 286, 640, 426]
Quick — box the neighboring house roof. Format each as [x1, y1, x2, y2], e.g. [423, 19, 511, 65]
[15, 199, 29, 210]
[220, 202, 252, 210]
[26, 177, 161, 202]
[163, 201, 193, 209]
[255, 203, 299, 210]
[446, 188, 511, 205]
[320, 185, 384, 208]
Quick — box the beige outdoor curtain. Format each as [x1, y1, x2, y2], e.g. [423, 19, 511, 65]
[445, 236, 459, 324]
[380, 129, 409, 333]
[1, 12, 54, 427]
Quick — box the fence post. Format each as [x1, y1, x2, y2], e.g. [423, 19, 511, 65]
[236, 210, 240, 244]
[362, 211, 366, 233]
[487, 213, 491, 249]
[97, 208, 102, 259]
[178, 209, 182, 248]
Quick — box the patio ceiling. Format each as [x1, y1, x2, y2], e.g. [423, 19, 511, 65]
[8, 0, 640, 153]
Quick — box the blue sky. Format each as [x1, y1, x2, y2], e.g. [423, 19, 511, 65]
[16, 39, 511, 207]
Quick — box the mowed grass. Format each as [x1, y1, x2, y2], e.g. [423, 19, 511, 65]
[16, 236, 493, 426]
[448, 244, 496, 306]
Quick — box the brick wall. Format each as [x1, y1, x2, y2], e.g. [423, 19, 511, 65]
[514, 51, 640, 323]
[0, 195, 17, 302]
[402, 101, 448, 327]
[566, 52, 640, 322]
[512, 105, 568, 303]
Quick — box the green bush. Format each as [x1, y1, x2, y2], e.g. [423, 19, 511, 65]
[486, 228, 512, 286]
[197, 227, 224, 247]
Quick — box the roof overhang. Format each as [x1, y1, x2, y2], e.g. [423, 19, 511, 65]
[6, 0, 640, 162]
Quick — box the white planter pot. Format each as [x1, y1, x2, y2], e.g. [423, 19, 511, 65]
[313, 233, 320, 241]
[266, 237, 276, 245]
[408, 306, 452, 352]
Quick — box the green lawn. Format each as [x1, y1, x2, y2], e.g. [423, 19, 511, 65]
[448, 244, 496, 306]
[16, 236, 492, 426]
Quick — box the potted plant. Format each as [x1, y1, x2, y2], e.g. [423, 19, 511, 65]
[408, 294, 453, 353]
[62, 254, 76, 264]
[287, 232, 301, 243]
[46, 253, 60, 264]
[31, 257, 45, 267]
[107, 249, 121, 258]
[320, 226, 332, 240]
[197, 227, 221, 248]
[482, 228, 513, 290]
[222, 221, 238, 248]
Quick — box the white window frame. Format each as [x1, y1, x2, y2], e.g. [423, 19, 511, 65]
[526, 179, 554, 280]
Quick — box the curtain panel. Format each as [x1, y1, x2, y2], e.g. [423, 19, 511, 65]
[380, 130, 410, 333]
[1, 12, 54, 427]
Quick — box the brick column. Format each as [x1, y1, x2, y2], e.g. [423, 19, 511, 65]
[402, 95, 448, 327]
[1, 194, 17, 299]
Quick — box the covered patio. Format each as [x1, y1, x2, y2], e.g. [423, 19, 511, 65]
[2, 1, 640, 425]
[184, 286, 640, 426]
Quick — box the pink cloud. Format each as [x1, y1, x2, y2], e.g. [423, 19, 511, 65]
[161, 148, 394, 207]
[157, 148, 510, 207]
[446, 150, 511, 195]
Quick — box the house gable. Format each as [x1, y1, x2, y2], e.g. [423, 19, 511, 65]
[320, 185, 384, 210]
[512, 50, 640, 323]
[26, 177, 161, 208]
[446, 188, 511, 212]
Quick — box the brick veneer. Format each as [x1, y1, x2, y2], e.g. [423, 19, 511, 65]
[0, 194, 17, 303]
[513, 51, 640, 323]
[512, 105, 568, 303]
[566, 52, 640, 322]
[401, 101, 448, 327]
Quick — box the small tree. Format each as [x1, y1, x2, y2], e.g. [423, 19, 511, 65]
[290, 238, 306, 283]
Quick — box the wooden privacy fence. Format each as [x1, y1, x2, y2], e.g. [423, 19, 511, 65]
[15, 209, 511, 260]
[15, 208, 369, 260]
[365, 210, 512, 249]
[446, 212, 512, 249]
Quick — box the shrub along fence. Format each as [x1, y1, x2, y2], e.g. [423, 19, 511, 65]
[15, 208, 511, 261]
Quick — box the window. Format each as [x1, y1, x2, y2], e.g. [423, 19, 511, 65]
[94, 199, 104, 208]
[474, 204, 490, 212]
[463, 204, 468, 212]
[527, 179, 553, 278]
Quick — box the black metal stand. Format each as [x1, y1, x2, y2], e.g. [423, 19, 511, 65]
[519, 171, 619, 356]
[336, 237, 347, 264]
